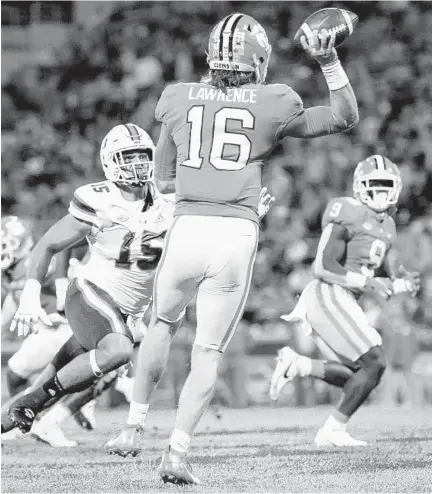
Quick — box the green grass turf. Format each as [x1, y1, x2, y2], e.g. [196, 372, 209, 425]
[2, 405, 432, 493]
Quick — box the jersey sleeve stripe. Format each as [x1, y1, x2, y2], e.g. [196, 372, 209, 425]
[69, 198, 102, 227]
[72, 195, 97, 215]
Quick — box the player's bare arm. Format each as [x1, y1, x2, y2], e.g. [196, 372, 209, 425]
[10, 215, 91, 336]
[27, 215, 90, 283]
[281, 30, 359, 139]
[154, 122, 177, 194]
[315, 223, 392, 298]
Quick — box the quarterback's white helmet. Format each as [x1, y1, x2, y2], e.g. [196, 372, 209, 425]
[100, 124, 155, 185]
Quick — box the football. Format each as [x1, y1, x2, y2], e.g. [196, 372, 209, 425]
[293, 8, 358, 48]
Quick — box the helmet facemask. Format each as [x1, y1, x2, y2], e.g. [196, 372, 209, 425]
[354, 174, 402, 212]
[111, 148, 154, 186]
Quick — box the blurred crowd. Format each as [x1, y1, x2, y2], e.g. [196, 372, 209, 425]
[2, 1, 432, 405]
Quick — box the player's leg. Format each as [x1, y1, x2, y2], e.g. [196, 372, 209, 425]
[270, 289, 356, 401]
[1, 333, 85, 436]
[307, 281, 385, 446]
[32, 371, 120, 447]
[159, 218, 258, 485]
[6, 279, 134, 433]
[106, 217, 198, 458]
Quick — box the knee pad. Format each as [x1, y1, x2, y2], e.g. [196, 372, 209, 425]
[6, 367, 29, 396]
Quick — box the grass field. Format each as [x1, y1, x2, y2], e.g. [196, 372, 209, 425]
[2, 405, 432, 493]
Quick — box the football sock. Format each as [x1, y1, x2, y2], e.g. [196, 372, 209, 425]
[127, 402, 149, 427]
[295, 356, 314, 376]
[114, 376, 134, 401]
[170, 429, 191, 454]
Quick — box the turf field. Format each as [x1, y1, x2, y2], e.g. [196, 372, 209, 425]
[2, 405, 432, 493]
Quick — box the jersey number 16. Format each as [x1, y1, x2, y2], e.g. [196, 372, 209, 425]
[183, 106, 255, 171]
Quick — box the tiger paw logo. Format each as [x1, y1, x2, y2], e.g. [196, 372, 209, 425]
[250, 23, 271, 54]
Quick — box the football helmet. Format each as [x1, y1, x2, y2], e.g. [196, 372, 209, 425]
[1, 216, 34, 270]
[207, 13, 272, 83]
[353, 155, 402, 212]
[100, 124, 155, 185]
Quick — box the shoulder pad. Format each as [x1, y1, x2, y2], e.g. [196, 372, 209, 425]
[155, 84, 184, 124]
[322, 197, 364, 231]
[68, 181, 112, 227]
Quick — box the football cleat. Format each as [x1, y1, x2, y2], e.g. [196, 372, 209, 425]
[314, 427, 367, 447]
[8, 398, 39, 434]
[159, 446, 201, 486]
[269, 346, 300, 401]
[31, 419, 77, 448]
[105, 424, 144, 458]
[74, 400, 97, 431]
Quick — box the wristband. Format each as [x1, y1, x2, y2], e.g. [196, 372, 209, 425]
[321, 59, 349, 91]
[22, 279, 42, 296]
[392, 278, 410, 294]
[346, 271, 367, 289]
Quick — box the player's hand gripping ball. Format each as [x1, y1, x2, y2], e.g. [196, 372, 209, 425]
[294, 8, 358, 65]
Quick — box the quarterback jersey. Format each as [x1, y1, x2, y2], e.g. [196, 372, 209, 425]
[155, 82, 304, 223]
[321, 197, 397, 277]
[68, 180, 174, 315]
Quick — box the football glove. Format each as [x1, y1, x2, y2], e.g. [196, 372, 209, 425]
[364, 277, 393, 301]
[258, 187, 275, 220]
[393, 267, 421, 297]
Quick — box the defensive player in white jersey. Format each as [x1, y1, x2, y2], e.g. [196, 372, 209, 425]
[3, 124, 174, 435]
[270, 156, 421, 446]
[106, 12, 358, 485]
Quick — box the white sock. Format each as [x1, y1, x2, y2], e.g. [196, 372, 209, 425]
[323, 415, 348, 432]
[114, 376, 133, 401]
[127, 401, 149, 427]
[295, 356, 312, 377]
[39, 403, 72, 427]
[169, 429, 191, 454]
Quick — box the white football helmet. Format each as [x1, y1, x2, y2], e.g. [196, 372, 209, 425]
[353, 155, 402, 212]
[100, 124, 155, 185]
[1, 216, 33, 270]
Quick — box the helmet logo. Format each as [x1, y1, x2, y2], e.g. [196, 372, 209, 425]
[250, 23, 271, 55]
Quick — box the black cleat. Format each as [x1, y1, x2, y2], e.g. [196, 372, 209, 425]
[159, 446, 201, 485]
[8, 405, 37, 434]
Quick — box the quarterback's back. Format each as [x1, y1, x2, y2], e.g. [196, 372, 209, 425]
[155, 81, 302, 222]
